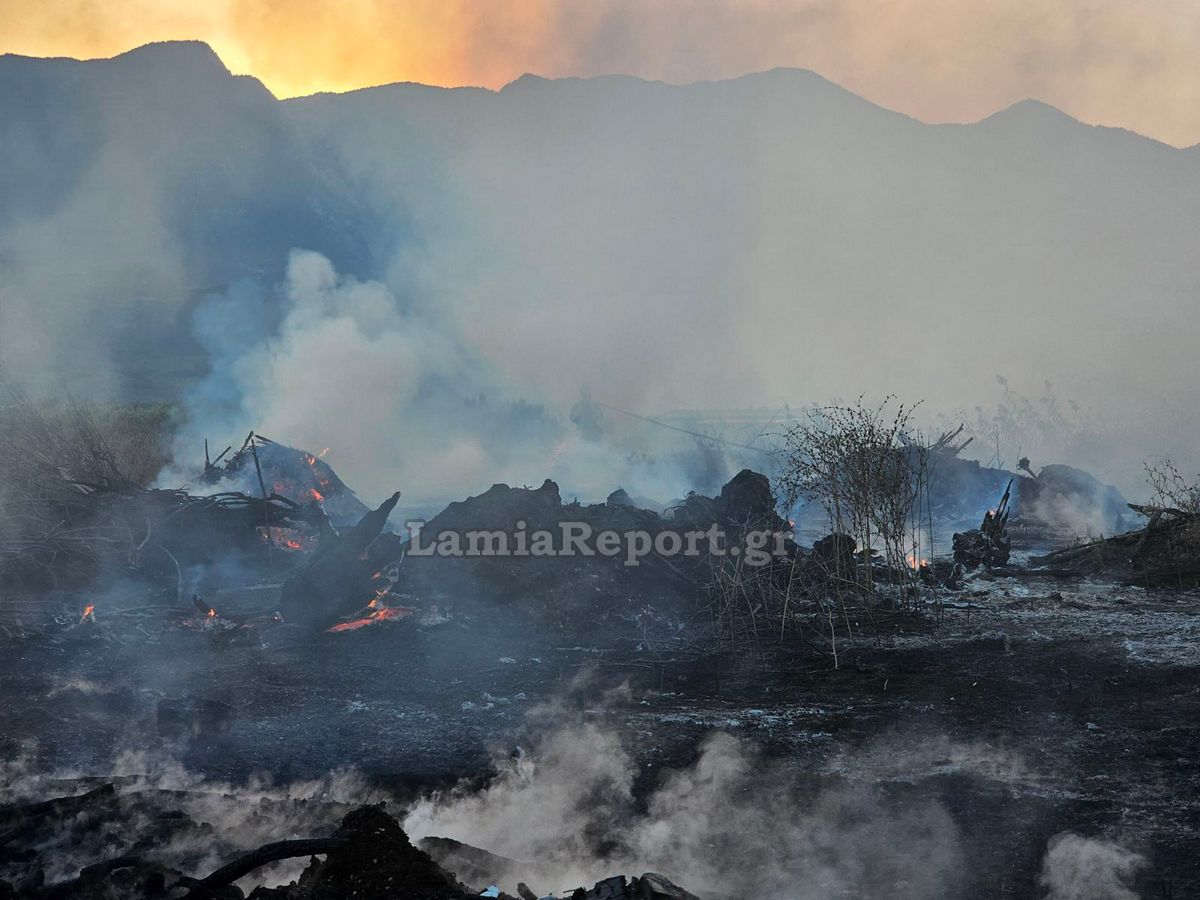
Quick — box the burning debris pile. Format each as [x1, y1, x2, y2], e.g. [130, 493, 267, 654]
[0, 476, 327, 597]
[902, 436, 1132, 544]
[0, 397, 421, 639]
[1013, 463, 1132, 536]
[279, 490, 408, 632]
[952, 480, 1013, 570]
[201, 434, 369, 526]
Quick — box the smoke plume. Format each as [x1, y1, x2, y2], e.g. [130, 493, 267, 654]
[403, 710, 967, 897]
[1037, 832, 1146, 900]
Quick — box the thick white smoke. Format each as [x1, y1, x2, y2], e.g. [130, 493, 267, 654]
[215, 249, 481, 492]
[168, 249, 734, 508]
[0, 736, 371, 889]
[7, 45, 1197, 501]
[1037, 832, 1146, 900]
[402, 714, 968, 897]
[0, 696, 1145, 898]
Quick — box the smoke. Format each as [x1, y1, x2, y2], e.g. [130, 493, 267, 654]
[171, 248, 479, 495]
[0, 700, 1150, 898]
[168, 249, 747, 507]
[288, 64, 1200, 500]
[0, 128, 187, 400]
[1038, 832, 1146, 900]
[6, 42, 1200, 503]
[0, 741, 373, 888]
[403, 707, 966, 898]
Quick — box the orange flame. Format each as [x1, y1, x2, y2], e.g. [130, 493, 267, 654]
[309, 488, 325, 502]
[327, 603, 414, 633]
[906, 552, 928, 570]
[80, 604, 96, 622]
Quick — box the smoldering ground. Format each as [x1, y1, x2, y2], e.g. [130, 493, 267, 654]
[404, 709, 966, 898]
[0, 692, 1146, 899]
[0, 736, 373, 889]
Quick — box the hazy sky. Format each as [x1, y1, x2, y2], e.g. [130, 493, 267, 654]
[3, 0, 1200, 146]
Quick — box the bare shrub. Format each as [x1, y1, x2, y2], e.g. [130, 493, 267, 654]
[777, 396, 930, 582]
[0, 382, 175, 591]
[1145, 457, 1200, 515]
[1142, 457, 1200, 577]
[683, 397, 935, 668]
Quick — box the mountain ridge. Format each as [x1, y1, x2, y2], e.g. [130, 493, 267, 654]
[1, 39, 1185, 148]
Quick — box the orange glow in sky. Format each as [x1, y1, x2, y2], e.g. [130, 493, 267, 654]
[4, 0, 1200, 146]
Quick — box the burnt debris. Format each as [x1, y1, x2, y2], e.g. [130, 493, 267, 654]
[952, 480, 1013, 569]
[279, 491, 404, 632]
[1033, 502, 1200, 585]
[0, 799, 702, 900]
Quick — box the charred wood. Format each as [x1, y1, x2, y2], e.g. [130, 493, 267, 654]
[953, 480, 1012, 569]
[1033, 503, 1199, 584]
[279, 492, 402, 630]
[197, 838, 349, 888]
[0, 784, 115, 847]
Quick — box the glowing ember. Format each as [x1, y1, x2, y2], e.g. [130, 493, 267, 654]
[327, 603, 414, 633]
[207, 608, 217, 618]
[309, 488, 325, 502]
[263, 526, 318, 551]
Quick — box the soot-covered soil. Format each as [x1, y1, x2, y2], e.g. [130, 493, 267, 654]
[0, 566, 1197, 898]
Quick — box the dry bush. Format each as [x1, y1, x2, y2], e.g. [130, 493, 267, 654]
[0, 383, 175, 591]
[777, 396, 930, 580]
[692, 398, 934, 669]
[1143, 457, 1200, 576]
[1145, 458, 1200, 515]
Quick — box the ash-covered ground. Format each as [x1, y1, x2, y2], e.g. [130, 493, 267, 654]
[2, 508, 1198, 898]
[0, 425, 1196, 898]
